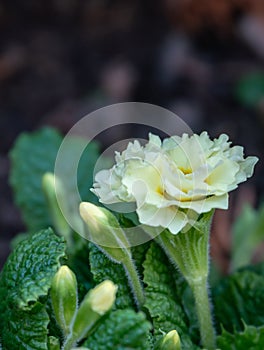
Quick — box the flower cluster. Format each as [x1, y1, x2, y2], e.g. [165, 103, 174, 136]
[92, 132, 258, 234]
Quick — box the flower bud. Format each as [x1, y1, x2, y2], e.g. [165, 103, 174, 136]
[42, 172, 71, 237]
[71, 280, 117, 342]
[79, 202, 145, 308]
[48, 336, 60, 350]
[156, 330, 181, 350]
[51, 266, 78, 335]
[79, 202, 131, 263]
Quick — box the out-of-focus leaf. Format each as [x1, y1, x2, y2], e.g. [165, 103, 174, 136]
[9, 128, 62, 231]
[217, 324, 264, 349]
[9, 127, 101, 233]
[231, 204, 264, 271]
[213, 269, 264, 333]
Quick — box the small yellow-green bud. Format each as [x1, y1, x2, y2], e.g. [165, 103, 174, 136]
[71, 280, 117, 342]
[42, 172, 71, 237]
[48, 336, 60, 350]
[51, 265, 78, 336]
[79, 202, 131, 262]
[89, 280, 118, 315]
[157, 330, 181, 350]
[79, 202, 145, 309]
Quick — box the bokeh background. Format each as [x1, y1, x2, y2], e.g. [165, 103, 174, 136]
[1, 0, 264, 269]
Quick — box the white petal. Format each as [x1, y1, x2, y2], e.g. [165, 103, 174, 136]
[136, 203, 188, 234]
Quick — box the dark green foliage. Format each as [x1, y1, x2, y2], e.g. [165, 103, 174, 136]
[84, 309, 152, 350]
[213, 269, 264, 333]
[217, 324, 264, 350]
[0, 229, 66, 349]
[89, 243, 134, 309]
[143, 242, 198, 349]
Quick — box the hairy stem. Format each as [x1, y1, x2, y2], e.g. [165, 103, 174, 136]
[123, 257, 145, 309]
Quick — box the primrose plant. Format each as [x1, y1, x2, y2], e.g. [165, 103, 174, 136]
[85, 132, 258, 350]
[1, 126, 261, 350]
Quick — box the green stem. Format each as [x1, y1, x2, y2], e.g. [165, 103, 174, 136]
[123, 256, 145, 308]
[63, 336, 75, 350]
[156, 211, 216, 349]
[189, 278, 215, 350]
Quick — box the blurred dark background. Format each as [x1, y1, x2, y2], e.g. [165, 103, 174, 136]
[1, 0, 264, 269]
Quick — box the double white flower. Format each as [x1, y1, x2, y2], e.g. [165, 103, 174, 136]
[92, 132, 258, 234]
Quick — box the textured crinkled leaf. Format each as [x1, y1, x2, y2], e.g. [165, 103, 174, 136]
[0, 229, 66, 349]
[45, 296, 63, 342]
[213, 269, 264, 333]
[9, 128, 62, 231]
[2, 303, 50, 350]
[117, 213, 150, 277]
[143, 242, 198, 349]
[89, 243, 134, 309]
[131, 242, 151, 278]
[68, 241, 94, 299]
[0, 228, 66, 310]
[217, 324, 264, 349]
[84, 309, 151, 350]
[172, 272, 199, 343]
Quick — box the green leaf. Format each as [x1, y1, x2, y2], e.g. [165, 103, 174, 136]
[84, 309, 151, 350]
[77, 140, 101, 203]
[9, 128, 101, 234]
[118, 212, 150, 278]
[9, 128, 62, 232]
[0, 228, 66, 349]
[239, 260, 264, 276]
[231, 204, 264, 271]
[68, 241, 94, 299]
[131, 241, 151, 278]
[45, 296, 63, 343]
[54, 138, 101, 234]
[3, 303, 50, 350]
[143, 242, 198, 349]
[217, 324, 264, 349]
[213, 269, 264, 333]
[89, 243, 134, 309]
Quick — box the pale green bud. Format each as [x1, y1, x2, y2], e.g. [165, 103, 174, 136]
[48, 336, 60, 350]
[80, 202, 145, 309]
[51, 266, 78, 336]
[71, 280, 117, 342]
[156, 330, 181, 350]
[79, 202, 131, 263]
[42, 172, 71, 237]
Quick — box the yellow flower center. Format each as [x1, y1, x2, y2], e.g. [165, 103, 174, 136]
[179, 167, 192, 175]
[156, 185, 164, 195]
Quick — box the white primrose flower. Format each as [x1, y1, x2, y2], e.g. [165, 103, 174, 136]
[91, 132, 258, 234]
